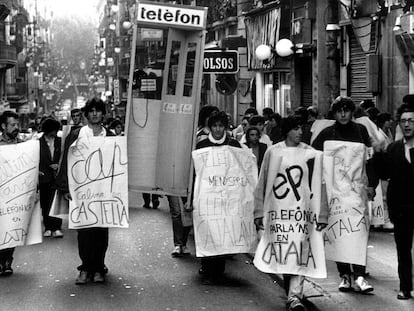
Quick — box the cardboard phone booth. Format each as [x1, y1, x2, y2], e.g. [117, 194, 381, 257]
[125, 1, 207, 196]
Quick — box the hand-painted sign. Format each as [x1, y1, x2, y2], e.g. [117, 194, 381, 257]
[203, 50, 239, 73]
[253, 146, 327, 278]
[67, 137, 129, 229]
[322, 141, 370, 265]
[192, 146, 258, 257]
[0, 140, 42, 250]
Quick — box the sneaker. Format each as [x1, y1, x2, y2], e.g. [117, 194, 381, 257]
[2, 261, 13, 276]
[287, 297, 305, 311]
[181, 246, 191, 256]
[338, 274, 352, 292]
[383, 222, 394, 232]
[171, 246, 181, 257]
[75, 271, 88, 285]
[43, 230, 52, 237]
[354, 276, 374, 293]
[52, 230, 63, 238]
[93, 272, 105, 283]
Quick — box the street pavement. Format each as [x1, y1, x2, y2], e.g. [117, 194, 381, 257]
[1, 194, 413, 311]
[300, 230, 414, 311]
[1, 194, 288, 311]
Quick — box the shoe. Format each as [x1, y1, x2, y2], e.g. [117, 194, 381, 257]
[75, 271, 88, 285]
[143, 205, 151, 209]
[93, 272, 105, 283]
[383, 222, 394, 232]
[52, 230, 63, 238]
[181, 246, 191, 256]
[152, 201, 159, 209]
[287, 297, 305, 311]
[338, 274, 352, 292]
[2, 261, 13, 276]
[397, 290, 412, 300]
[354, 276, 374, 294]
[43, 230, 52, 237]
[171, 246, 181, 257]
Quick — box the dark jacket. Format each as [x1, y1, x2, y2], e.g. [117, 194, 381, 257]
[56, 126, 114, 194]
[244, 142, 267, 171]
[39, 135, 61, 185]
[312, 121, 378, 187]
[375, 140, 414, 222]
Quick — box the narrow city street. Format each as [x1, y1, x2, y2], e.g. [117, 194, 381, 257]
[1, 195, 288, 311]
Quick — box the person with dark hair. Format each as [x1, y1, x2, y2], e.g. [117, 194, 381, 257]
[56, 98, 114, 284]
[312, 96, 376, 294]
[196, 105, 220, 143]
[195, 111, 241, 284]
[110, 119, 124, 136]
[375, 98, 414, 299]
[240, 115, 272, 146]
[295, 107, 312, 144]
[262, 107, 274, 125]
[267, 113, 283, 144]
[0, 111, 22, 276]
[70, 108, 83, 130]
[366, 107, 380, 125]
[255, 115, 328, 311]
[232, 107, 258, 140]
[244, 126, 267, 172]
[360, 99, 375, 112]
[39, 118, 63, 238]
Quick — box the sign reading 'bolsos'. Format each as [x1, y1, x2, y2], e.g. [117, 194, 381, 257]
[137, 2, 207, 30]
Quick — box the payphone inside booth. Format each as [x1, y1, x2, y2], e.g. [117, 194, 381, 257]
[126, 1, 207, 197]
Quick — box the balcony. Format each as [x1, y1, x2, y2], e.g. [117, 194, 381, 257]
[0, 42, 17, 69]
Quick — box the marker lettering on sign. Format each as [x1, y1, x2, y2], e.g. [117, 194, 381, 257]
[261, 238, 316, 268]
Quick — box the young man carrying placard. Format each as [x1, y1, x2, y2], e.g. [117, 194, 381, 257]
[254, 116, 328, 311]
[56, 98, 115, 285]
[312, 96, 376, 294]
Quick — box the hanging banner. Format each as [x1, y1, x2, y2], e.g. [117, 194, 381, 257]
[323, 141, 370, 265]
[192, 146, 258, 257]
[253, 147, 327, 278]
[67, 137, 129, 229]
[0, 140, 42, 250]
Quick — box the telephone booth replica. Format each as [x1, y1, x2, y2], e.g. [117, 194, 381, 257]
[125, 1, 207, 197]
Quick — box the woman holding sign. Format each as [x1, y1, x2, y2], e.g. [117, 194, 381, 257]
[254, 116, 328, 311]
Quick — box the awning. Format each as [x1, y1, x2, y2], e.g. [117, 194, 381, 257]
[244, 3, 280, 70]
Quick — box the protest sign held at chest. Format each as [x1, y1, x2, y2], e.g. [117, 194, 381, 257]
[0, 140, 42, 250]
[68, 137, 129, 229]
[254, 147, 327, 279]
[192, 146, 258, 257]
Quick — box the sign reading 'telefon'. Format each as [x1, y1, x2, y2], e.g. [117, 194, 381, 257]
[137, 2, 207, 30]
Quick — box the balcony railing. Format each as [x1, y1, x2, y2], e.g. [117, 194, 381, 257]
[0, 42, 17, 68]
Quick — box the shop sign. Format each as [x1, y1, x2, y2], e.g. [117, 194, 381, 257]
[137, 2, 206, 30]
[203, 50, 239, 74]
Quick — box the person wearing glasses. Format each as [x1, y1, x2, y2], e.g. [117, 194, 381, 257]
[312, 96, 377, 294]
[375, 95, 414, 300]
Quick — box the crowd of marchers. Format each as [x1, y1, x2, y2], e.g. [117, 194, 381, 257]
[1, 94, 414, 311]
